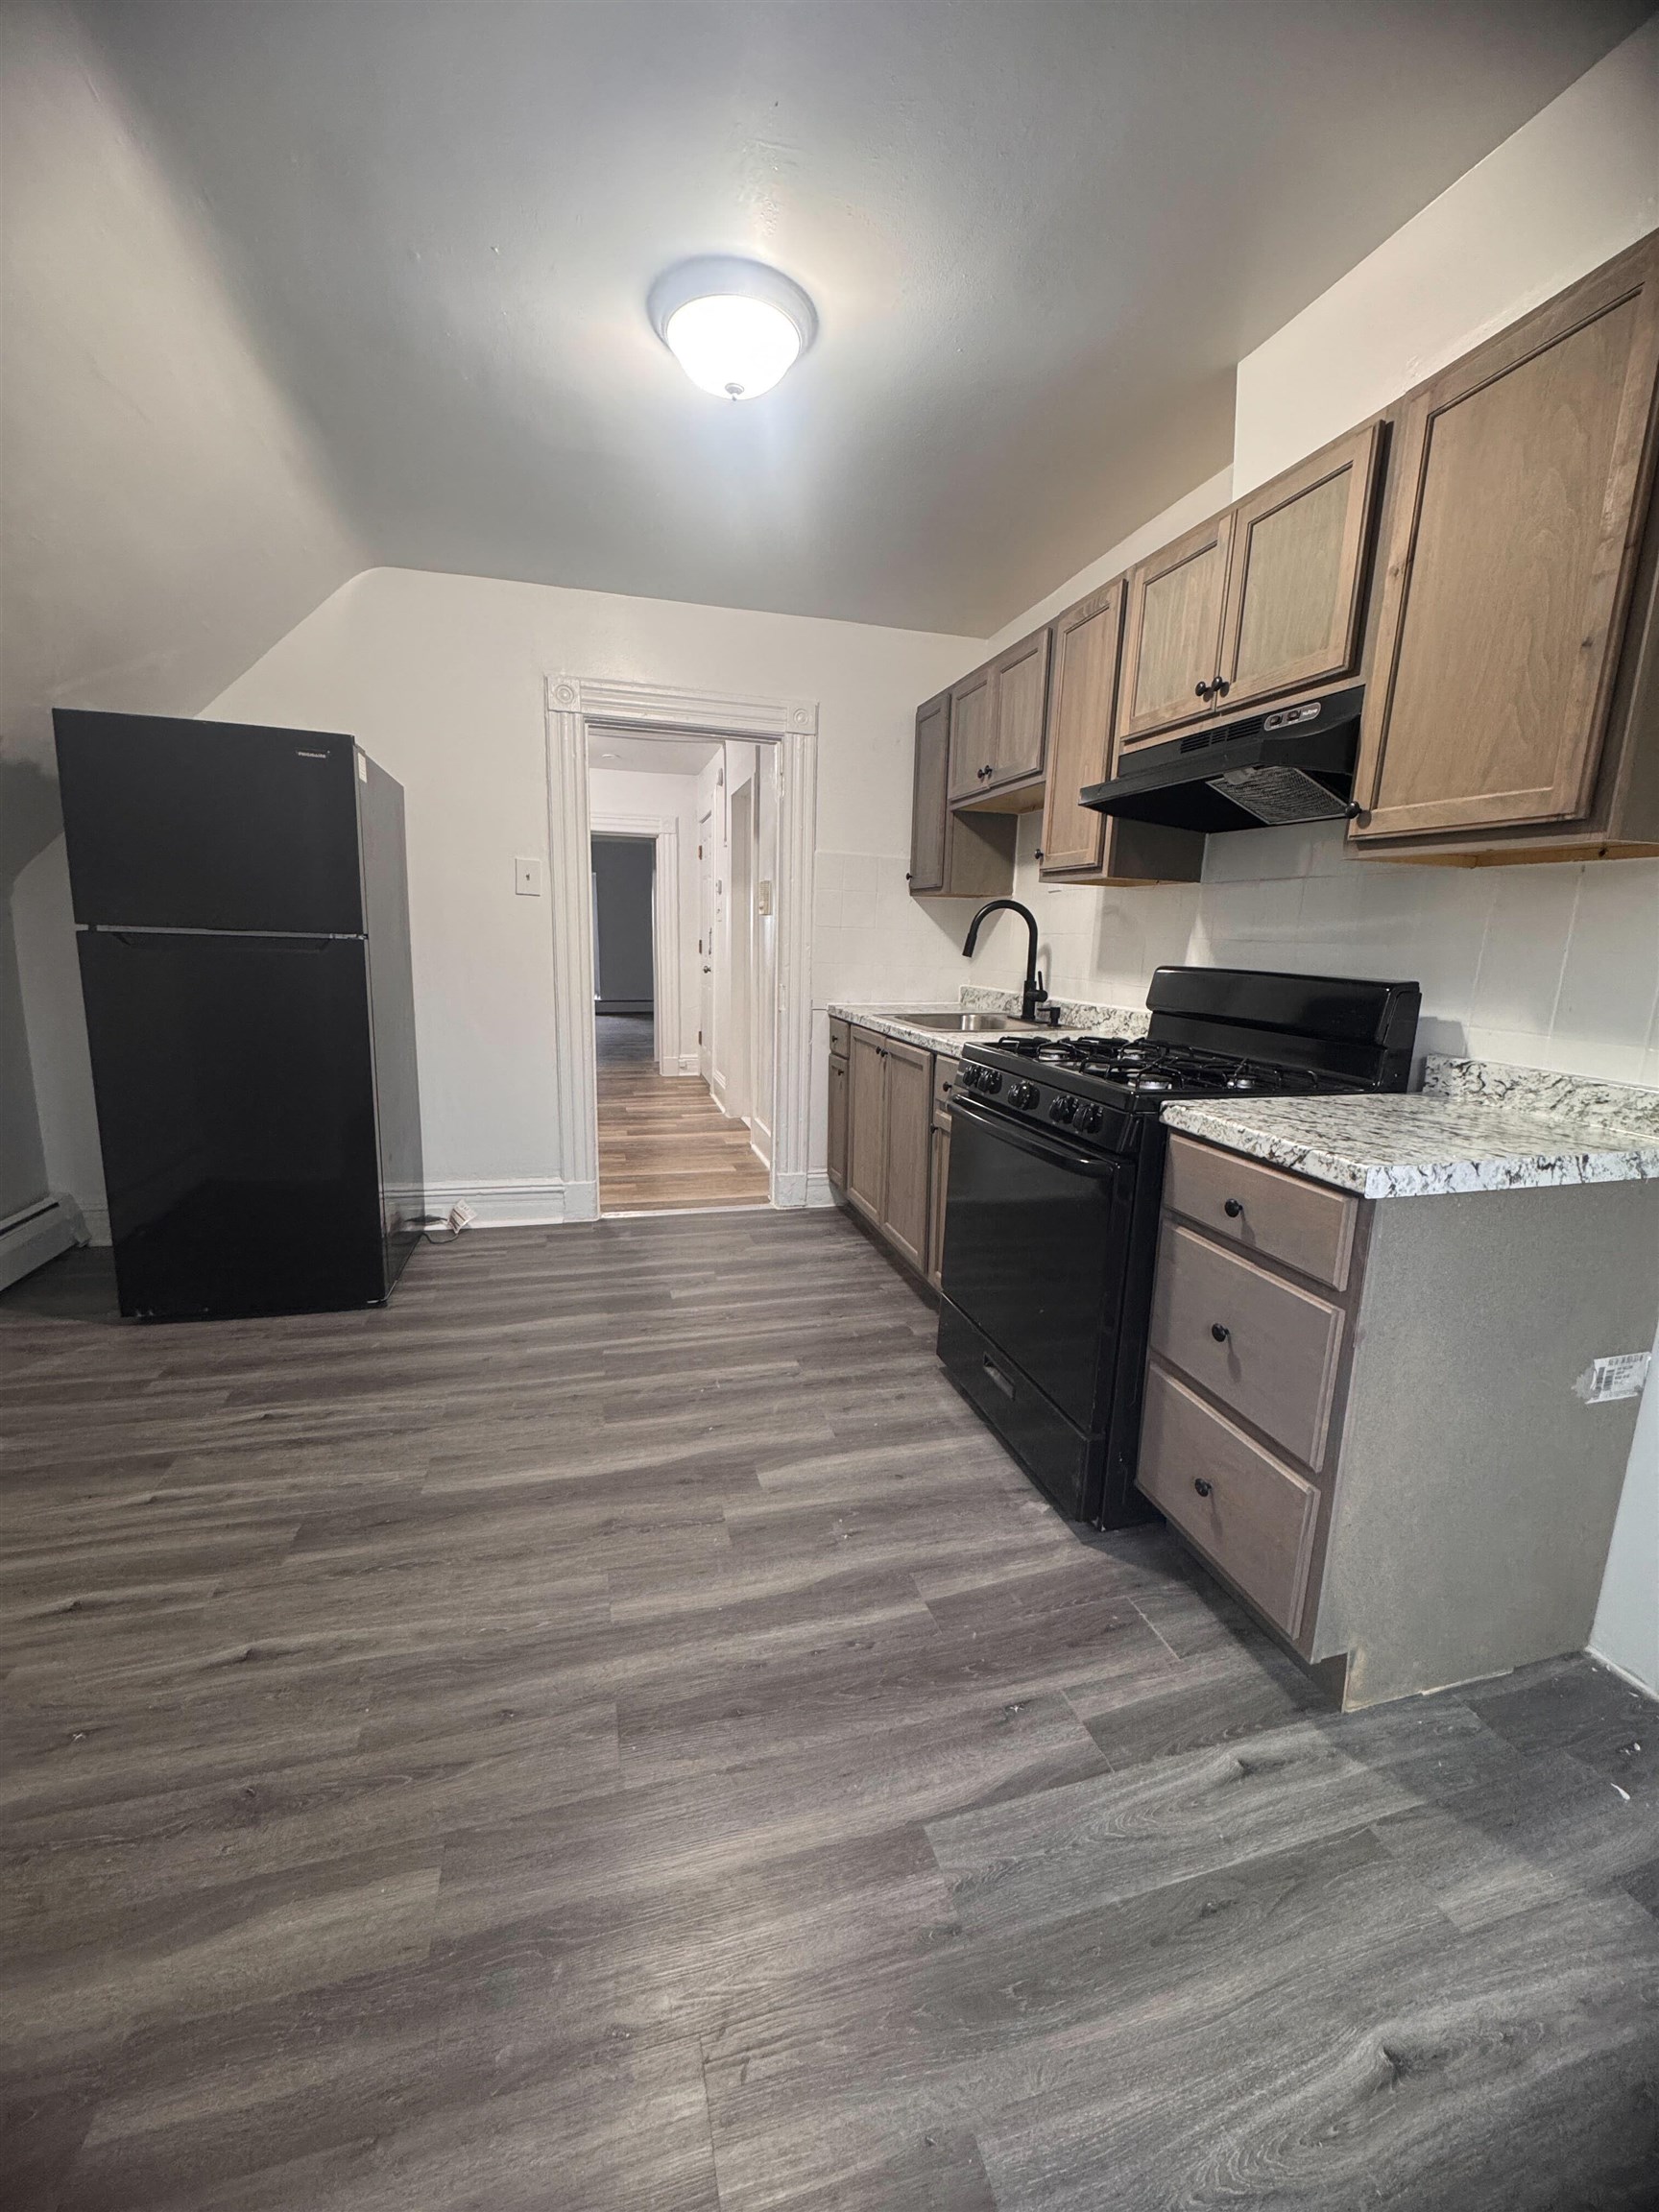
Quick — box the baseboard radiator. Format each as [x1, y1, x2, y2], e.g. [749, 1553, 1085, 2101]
[0, 1194, 89, 1294]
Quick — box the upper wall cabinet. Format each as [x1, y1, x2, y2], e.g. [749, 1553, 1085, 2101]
[909, 686, 1016, 901]
[950, 628, 1054, 811]
[1219, 424, 1383, 710]
[1117, 511, 1234, 744]
[1115, 424, 1386, 753]
[1038, 580, 1205, 887]
[947, 663, 994, 805]
[1350, 232, 1659, 858]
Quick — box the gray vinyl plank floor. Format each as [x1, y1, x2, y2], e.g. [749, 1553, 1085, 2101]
[2, 1212, 1656, 2210]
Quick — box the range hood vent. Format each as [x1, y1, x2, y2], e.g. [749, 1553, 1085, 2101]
[1081, 685, 1365, 833]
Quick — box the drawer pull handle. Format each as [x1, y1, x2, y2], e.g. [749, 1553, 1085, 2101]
[1193, 1478, 1214, 1498]
[1211, 1322, 1230, 1343]
[1223, 1198, 1244, 1218]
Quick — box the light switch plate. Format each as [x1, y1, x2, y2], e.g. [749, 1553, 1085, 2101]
[515, 855, 544, 898]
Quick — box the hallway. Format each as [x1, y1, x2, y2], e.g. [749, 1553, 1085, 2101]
[596, 1014, 771, 1214]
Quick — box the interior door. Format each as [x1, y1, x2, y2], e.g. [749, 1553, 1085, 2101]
[1218, 421, 1383, 711]
[1117, 511, 1234, 745]
[1353, 238, 1659, 839]
[77, 929, 385, 1319]
[1038, 584, 1122, 875]
[727, 782, 754, 1125]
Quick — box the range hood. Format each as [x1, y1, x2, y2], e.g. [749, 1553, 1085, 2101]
[1080, 684, 1364, 832]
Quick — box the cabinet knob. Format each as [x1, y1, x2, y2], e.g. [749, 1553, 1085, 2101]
[1193, 1478, 1214, 1498]
[1194, 681, 1213, 701]
[1213, 678, 1230, 699]
[1223, 1198, 1243, 1218]
[1210, 1322, 1230, 1343]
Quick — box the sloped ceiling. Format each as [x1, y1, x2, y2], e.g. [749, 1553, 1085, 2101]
[0, 0, 366, 796]
[75, 0, 1650, 646]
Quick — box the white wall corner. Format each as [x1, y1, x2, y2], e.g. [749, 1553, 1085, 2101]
[805, 1171, 839, 1210]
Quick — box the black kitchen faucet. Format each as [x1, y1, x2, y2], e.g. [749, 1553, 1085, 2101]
[962, 900, 1048, 1023]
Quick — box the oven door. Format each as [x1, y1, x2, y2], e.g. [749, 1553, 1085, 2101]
[940, 1096, 1134, 1431]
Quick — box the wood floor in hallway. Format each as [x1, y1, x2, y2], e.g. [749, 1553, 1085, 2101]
[3, 1210, 1657, 2210]
[597, 1013, 771, 1214]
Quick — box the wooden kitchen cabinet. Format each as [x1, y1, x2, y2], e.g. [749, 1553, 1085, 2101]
[947, 628, 1054, 813]
[1219, 422, 1383, 712]
[948, 664, 995, 804]
[1037, 579, 1206, 887]
[840, 1024, 936, 1279]
[1117, 422, 1387, 755]
[1142, 1132, 1659, 1707]
[926, 1052, 956, 1291]
[1351, 230, 1659, 861]
[909, 688, 1016, 901]
[847, 1028, 887, 1223]
[1116, 510, 1235, 745]
[827, 1042, 850, 1194]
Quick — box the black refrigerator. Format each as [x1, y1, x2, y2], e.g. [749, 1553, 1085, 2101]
[55, 709, 424, 1320]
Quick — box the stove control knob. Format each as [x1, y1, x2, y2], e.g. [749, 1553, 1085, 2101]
[1076, 1102, 1103, 1134]
[982, 1070, 1002, 1094]
[1010, 1081, 1038, 1110]
[1048, 1094, 1077, 1123]
[959, 1063, 981, 1090]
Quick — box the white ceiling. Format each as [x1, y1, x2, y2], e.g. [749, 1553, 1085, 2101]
[588, 733, 722, 778]
[80, 0, 1654, 637]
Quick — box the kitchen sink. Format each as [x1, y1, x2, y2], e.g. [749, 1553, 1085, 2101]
[887, 1009, 1040, 1032]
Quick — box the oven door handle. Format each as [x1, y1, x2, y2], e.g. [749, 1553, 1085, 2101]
[950, 1096, 1123, 1179]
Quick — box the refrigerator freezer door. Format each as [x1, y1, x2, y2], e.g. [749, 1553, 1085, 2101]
[78, 930, 388, 1318]
[56, 710, 365, 934]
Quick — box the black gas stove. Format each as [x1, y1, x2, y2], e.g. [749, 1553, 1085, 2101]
[936, 966, 1420, 1527]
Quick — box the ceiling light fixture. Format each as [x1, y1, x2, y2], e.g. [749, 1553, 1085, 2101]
[648, 255, 816, 401]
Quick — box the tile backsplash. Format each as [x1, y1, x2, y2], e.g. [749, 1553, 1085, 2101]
[1010, 816, 1659, 1086]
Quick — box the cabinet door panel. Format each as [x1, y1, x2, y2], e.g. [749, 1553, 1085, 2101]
[1118, 513, 1234, 743]
[848, 1029, 886, 1223]
[1039, 586, 1121, 875]
[827, 1053, 849, 1192]
[1355, 240, 1659, 840]
[990, 628, 1051, 787]
[926, 1122, 950, 1290]
[1222, 423, 1382, 709]
[881, 1040, 932, 1272]
[908, 692, 950, 895]
[949, 666, 994, 803]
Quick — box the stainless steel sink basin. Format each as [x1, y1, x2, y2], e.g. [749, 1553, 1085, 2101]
[885, 1009, 1036, 1032]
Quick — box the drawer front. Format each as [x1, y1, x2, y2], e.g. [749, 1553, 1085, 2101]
[933, 1052, 961, 1117]
[830, 1016, 852, 1059]
[1165, 1134, 1357, 1290]
[1150, 1220, 1343, 1468]
[1138, 1360, 1317, 1638]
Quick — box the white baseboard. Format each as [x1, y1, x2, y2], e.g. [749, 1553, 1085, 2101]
[805, 1171, 839, 1210]
[772, 1169, 810, 1209]
[665, 1053, 700, 1077]
[422, 1179, 569, 1229]
[0, 1193, 89, 1290]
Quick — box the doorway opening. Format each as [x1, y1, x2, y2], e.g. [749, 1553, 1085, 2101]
[588, 729, 776, 1215]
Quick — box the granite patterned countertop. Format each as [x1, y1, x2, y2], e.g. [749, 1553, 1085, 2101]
[829, 991, 1146, 1060]
[1160, 1056, 1659, 1199]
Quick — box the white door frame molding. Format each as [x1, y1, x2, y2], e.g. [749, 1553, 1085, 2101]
[545, 676, 819, 1221]
[589, 813, 686, 1077]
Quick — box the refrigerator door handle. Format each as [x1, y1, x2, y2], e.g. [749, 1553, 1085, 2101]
[108, 929, 339, 952]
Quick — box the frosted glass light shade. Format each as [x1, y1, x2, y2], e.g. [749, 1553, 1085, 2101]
[648, 256, 817, 402]
[664, 295, 802, 400]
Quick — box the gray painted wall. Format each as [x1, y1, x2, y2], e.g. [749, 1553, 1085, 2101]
[592, 837, 655, 1013]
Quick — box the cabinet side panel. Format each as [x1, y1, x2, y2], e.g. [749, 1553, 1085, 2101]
[1314, 1182, 1659, 1705]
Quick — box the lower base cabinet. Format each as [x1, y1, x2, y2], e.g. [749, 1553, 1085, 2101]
[1142, 1134, 1659, 1708]
[835, 1023, 948, 1286]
